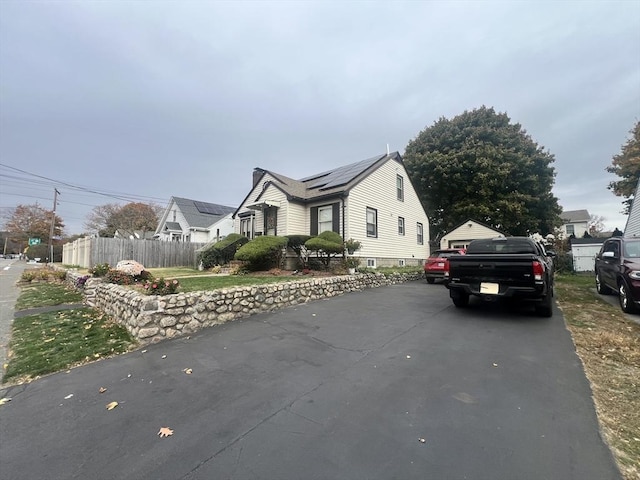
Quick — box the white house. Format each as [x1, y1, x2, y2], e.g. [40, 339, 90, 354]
[439, 219, 506, 249]
[560, 209, 590, 238]
[232, 152, 430, 268]
[154, 197, 236, 243]
[624, 181, 640, 237]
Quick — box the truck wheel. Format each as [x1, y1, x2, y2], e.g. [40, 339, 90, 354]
[595, 272, 612, 295]
[451, 292, 469, 308]
[426, 277, 435, 284]
[618, 280, 637, 313]
[535, 294, 553, 317]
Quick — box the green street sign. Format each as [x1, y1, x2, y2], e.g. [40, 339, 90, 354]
[28, 238, 41, 246]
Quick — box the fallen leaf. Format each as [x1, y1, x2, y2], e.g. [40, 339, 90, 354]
[161, 355, 167, 359]
[406, 355, 411, 359]
[0, 397, 11, 406]
[64, 394, 74, 400]
[106, 401, 119, 410]
[183, 368, 193, 375]
[418, 437, 426, 443]
[492, 363, 498, 367]
[158, 427, 174, 438]
[99, 387, 107, 394]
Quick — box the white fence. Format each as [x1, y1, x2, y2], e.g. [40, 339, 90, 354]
[62, 237, 207, 268]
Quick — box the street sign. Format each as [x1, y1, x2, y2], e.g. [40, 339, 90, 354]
[28, 238, 41, 246]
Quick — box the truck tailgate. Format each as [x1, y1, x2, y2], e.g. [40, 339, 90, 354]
[448, 254, 539, 286]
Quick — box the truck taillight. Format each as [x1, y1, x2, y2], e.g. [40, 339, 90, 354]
[532, 261, 544, 281]
[444, 258, 450, 278]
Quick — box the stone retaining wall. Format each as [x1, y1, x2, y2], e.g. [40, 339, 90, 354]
[65, 271, 422, 345]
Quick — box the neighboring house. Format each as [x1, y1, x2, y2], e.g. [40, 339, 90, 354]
[560, 209, 590, 238]
[232, 151, 430, 268]
[154, 197, 236, 243]
[439, 219, 506, 249]
[569, 237, 606, 272]
[624, 181, 640, 237]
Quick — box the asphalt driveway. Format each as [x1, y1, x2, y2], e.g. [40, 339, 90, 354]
[0, 281, 620, 480]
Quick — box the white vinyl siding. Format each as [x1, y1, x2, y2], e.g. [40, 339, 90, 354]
[235, 174, 288, 236]
[345, 158, 430, 261]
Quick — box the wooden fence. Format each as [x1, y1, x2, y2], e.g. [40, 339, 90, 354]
[62, 237, 208, 268]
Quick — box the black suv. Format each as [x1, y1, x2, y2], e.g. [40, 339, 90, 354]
[594, 237, 640, 313]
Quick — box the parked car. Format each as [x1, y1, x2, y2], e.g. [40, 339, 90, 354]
[445, 237, 555, 317]
[424, 248, 466, 284]
[594, 237, 640, 313]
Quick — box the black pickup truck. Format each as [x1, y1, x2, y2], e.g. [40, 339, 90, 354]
[444, 237, 555, 317]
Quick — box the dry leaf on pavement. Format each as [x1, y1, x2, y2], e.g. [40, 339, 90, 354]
[106, 401, 119, 410]
[158, 427, 174, 438]
[183, 368, 193, 375]
[99, 387, 107, 394]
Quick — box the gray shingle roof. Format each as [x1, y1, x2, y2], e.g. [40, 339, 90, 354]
[561, 209, 590, 223]
[257, 152, 399, 202]
[172, 197, 235, 228]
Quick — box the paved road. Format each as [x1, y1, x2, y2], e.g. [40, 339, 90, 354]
[0, 281, 620, 480]
[0, 258, 28, 381]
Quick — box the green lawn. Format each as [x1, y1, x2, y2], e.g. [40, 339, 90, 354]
[15, 282, 84, 310]
[4, 282, 134, 383]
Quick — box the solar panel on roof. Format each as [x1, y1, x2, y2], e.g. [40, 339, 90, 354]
[194, 201, 228, 216]
[307, 154, 384, 190]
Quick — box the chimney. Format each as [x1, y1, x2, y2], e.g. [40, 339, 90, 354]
[253, 168, 264, 188]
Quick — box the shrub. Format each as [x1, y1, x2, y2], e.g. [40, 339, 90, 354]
[142, 278, 180, 295]
[76, 275, 90, 289]
[198, 234, 249, 269]
[104, 269, 136, 285]
[89, 263, 110, 277]
[305, 231, 344, 268]
[20, 271, 35, 283]
[235, 236, 288, 270]
[285, 234, 312, 268]
[555, 253, 574, 274]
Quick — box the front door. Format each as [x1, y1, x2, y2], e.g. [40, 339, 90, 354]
[265, 207, 277, 236]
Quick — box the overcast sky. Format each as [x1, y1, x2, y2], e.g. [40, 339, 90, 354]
[1, 0, 638, 236]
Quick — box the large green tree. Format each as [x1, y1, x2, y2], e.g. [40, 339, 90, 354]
[606, 121, 640, 214]
[404, 106, 562, 240]
[85, 202, 161, 237]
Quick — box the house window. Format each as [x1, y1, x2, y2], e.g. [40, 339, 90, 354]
[397, 175, 404, 201]
[318, 206, 333, 234]
[398, 259, 406, 266]
[367, 258, 376, 268]
[240, 216, 254, 239]
[310, 203, 340, 235]
[366, 207, 378, 238]
[566, 224, 575, 236]
[417, 222, 424, 245]
[398, 217, 405, 235]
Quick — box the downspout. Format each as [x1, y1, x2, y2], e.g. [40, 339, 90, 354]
[341, 193, 348, 259]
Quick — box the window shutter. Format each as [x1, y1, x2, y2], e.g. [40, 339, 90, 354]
[332, 203, 340, 233]
[310, 207, 318, 236]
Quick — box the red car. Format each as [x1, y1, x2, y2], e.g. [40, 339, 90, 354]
[424, 248, 466, 284]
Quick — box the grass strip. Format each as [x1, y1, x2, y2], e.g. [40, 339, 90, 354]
[3, 307, 134, 383]
[556, 274, 640, 480]
[15, 282, 83, 310]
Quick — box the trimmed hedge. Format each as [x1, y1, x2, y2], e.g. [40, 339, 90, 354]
[235, 235, 288, 270]
[305, 231, 344, 268]
[198, 233, 249, 268]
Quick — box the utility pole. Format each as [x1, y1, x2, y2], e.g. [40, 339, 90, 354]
[48, 188, 60, 264]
